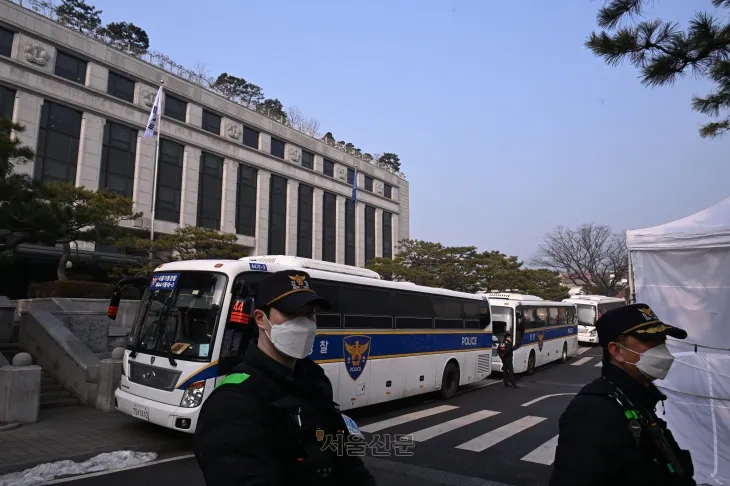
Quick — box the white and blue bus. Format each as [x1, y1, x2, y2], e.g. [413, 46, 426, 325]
[487, 293, 578, 375]
[108, 255, 493, 434]
[562, 295, 626, 344]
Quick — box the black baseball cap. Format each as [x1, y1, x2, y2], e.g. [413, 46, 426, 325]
[255, 270, 330, 314]
[596, 303, 688, 347]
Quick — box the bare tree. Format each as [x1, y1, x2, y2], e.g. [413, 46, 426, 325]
[185, 62, 211, 86]
[285, 106, 321, 137]
[532, 223, 628, 296]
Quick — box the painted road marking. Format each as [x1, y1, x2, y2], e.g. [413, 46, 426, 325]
[410, 410, 500, 442]
[42, 454, 195, 484]
[521, 393, 577, 407]
[521, 434, 560, 465]
[360, 405, 459, 433]
[571, 357, 593, 366]
[577, 347, 591, 355]
[456, 416, 547, 452]
[595, 361, 603, 367]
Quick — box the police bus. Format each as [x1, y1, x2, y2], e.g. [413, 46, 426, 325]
[561, 295, 626, 344]
[487, 292, 578, 375]
[107, 255, 493, 434]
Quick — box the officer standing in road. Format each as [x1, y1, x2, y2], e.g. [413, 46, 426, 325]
[498, 331, 518, 388]
[549, 303, 696, 486]
[193, 270, 377, 486]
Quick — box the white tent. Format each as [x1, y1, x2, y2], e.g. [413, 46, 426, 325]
[627, 196, 730, 486]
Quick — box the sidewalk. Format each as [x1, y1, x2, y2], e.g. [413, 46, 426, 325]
[0, 406, 190, 476]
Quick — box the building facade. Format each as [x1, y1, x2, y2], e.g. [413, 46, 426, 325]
[0, 1, 409, 268]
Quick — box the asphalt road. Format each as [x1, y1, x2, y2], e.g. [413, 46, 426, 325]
[44, 345, 604, 486]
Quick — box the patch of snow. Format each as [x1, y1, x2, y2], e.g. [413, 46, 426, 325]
[0, 450, 158, 486]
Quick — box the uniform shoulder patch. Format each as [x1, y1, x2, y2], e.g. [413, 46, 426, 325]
[215, 372, 251, 389]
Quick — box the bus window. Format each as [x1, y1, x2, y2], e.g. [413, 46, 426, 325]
[548, 307, 559, 326]
[597, 301, 626, 319]
[312, 281, 341, 329]
[490, 306, 513, 341]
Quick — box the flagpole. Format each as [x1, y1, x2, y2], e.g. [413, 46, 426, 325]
[148, 80, 164, 260]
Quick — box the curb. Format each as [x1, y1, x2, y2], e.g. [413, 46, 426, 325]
[0, 423, 19, 432]
[0, 439, 191, 477]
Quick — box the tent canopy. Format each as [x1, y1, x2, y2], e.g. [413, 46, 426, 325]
[627, 195, 730, 486]
[627, 196, 730, 250]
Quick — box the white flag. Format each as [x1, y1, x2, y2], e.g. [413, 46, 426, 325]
[144, 86, 163, 138]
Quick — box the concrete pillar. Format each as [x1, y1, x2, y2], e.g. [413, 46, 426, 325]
[259, 133, 272, 154]
[398, 179, 410, 243]
[133, 131, 156, 221]
[286, 180, 299, 255]
[187, 103, 202, 127]
[255, 171, 271, 255]
[336, 195, 346, 265]
[356, 202, 365, 267]
[0, 364, 41, 424]
[11, 91, 43, 177]
[313, 187, 324, 260]
[313, 154, 324, 174]
[221, 159, 237, 234]
[75, 113, 104, 191]
[85, 62, 108, 92]
[375, 208, 383, 258]
[95, 358, 122, 413]
[180, 147, 201, 226]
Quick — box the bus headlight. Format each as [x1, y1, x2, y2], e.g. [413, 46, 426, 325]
[590, 329, 597, 336]
[180, 380, 205, 408]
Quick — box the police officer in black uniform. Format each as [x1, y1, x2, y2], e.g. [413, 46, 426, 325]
[498, 331, 518, 388]
[193, 270, 377, 486]
[549, 303, 696, 486]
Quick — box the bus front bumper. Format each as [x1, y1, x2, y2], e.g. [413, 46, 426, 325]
[578, 333, 598, 344]
[115, 388, 199, 434]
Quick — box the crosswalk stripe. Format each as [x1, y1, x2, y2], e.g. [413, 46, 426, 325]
[455, 415, 547, 452]
[571, 357, 593, 366]
[409, 410, 500, 442]
[595, 361, 602, 367]
[577, 347, 591, 355]
[360, 405, 459, 433]
[521, 434, 559, 465]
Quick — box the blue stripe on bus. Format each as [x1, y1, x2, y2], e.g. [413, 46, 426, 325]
[517, 325, 576, 349]
[175, 330, 493, 389]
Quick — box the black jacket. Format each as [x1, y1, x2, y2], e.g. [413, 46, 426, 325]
[193, 341, 378, 486]
[499, 338, 513, 361]
[549, 361, 696, 486]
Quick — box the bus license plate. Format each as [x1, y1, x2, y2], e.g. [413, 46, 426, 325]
[133, 404, 149, 421]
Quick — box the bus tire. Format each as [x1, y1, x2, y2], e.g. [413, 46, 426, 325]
[439, 362, 460, 400]
[560, 342, 568, 364]
[526, 351, 536, 375]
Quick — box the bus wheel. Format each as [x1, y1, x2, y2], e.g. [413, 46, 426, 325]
[560, 343, 568, 364]
[526, 351, 536, 375]
[439, 362, 460, 399]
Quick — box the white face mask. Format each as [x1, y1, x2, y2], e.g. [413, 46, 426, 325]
[618, 342, 675, 381]
[264, 315, 317, 359]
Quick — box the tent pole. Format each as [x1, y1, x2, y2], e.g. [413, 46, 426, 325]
[627, 252, 636, 304]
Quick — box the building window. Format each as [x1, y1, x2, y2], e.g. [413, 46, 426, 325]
[164, 94, 187, 122]
[202, 110, 221, 135]
[302, 150, 314, 170]
[54, 51, 87, 84]
[382, 211, 393, 259]
[347, 168, 355, 185]
[322, 192, 337, 263]
[100, 121, 137, 197]
[107, 71, 134, 103]
[236, 164, 257, 237]
[365, 205, 375, 263]
[197, 152, 224, 230]
[0, 84, 16, 120]
[242, 126, 259, 149]
[35, 101, 81, 183]
[364, 176, 373, 192]
[297, 184, 313, 258]
[270, 138, 285, 158]
[268, 174, 287, 254]
[345, 200, 356, 266]
[155, 139, 184, 223]
[323, 159, 334, 177]
[0, 27, 14, 57]
[384, 183, 393, 199]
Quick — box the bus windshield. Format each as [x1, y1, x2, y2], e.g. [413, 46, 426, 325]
[129, 271, 228, 362]
[491, 306, 514, 342]
[576, 304, 596, 327]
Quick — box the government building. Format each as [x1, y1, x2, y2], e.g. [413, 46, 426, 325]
[0, 1, 410, 291]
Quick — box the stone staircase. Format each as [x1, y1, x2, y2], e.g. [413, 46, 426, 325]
[0, 336, 80, 409]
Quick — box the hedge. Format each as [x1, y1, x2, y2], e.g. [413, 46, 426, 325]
[27, 280, 142, 300]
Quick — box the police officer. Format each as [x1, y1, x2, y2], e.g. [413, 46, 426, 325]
[193, 270, 377, 486]
[549, 303, 696, 486]
[498, 331, 518, 388]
